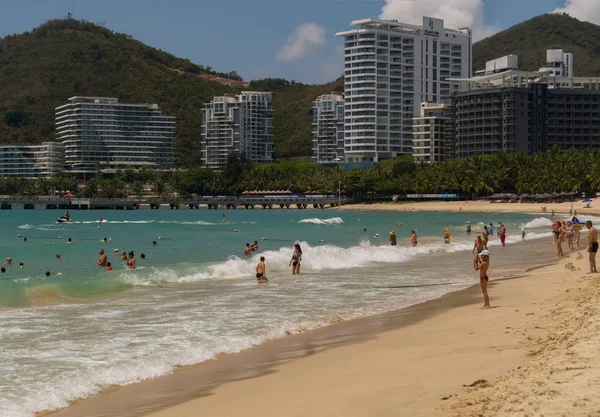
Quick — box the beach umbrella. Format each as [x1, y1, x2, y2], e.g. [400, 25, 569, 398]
[64, 193, 75, 198]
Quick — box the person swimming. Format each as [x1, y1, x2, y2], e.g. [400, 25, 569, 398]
[45, 271, 51, 277]
[105, 261, 113, 271]
[127, 251, 136, 270]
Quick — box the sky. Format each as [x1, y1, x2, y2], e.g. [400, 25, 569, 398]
[1, 0, 598, 84]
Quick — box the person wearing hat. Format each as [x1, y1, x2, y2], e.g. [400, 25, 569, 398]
[475, 250, 491, 309]
[389, 231, 397, 246]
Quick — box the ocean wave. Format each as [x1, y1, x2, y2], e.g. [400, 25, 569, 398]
[521, 217, 553, 229]
[298, 217, 343, 225]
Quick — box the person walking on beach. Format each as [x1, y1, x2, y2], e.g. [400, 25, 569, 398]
[411, 230, 418, 247]
[97, 250, 107, 267]
[475, 250, 491, 309]
[444, 228, 451, 244]
[556, 223, 565, 258]
[389, 231, 397, 246]
[472, 234, 485, 268]
[586, 220, 598, 274]
[499, 222, 506, 247]
[256, 257, 268, 283]
[289, 243, 302, 275]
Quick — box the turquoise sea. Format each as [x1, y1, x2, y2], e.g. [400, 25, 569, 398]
[0, 208, 573, 416]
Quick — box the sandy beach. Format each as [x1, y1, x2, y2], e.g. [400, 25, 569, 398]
[44, 244, 600, 417]
[139, 253, 599, 417]
[338, 200, 599, 216]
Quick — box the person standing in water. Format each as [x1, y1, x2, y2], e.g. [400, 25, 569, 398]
[482, 226, 489, 249]
[586, 220, 598, 274]
[466, 222, 472, 236]
[127, 251, 136, 270]
[289, 243, 302, 275]
[256, 257, 267, 283]
[389, 231, 397, 246]
[411, 230, 418, 247]
[475, 250, 491, 309]
[499, 222, 506, 247]
[97, 249, 107, 267]
[244, 243, 251, 256]
[444, 228, 451, 244]
[472, 234, 485, 269]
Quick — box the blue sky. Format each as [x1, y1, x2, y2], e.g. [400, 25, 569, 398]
[0, 0, 589, 84]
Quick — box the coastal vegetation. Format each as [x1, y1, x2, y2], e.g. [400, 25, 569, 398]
[1, 148, 598, 198]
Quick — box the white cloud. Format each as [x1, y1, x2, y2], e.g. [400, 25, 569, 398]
[276, 23, 326, 63]
[553, 0, 600, 25]
[379, 0, 500, 41]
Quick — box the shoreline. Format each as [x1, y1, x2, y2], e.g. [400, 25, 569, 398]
[44, 247, 568, 417]
[337, 200, 600, 216]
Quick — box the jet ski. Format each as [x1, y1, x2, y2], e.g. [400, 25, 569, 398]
[57, 217, 73, 223]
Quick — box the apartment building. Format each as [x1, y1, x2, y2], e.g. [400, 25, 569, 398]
[55, 97, 175, 175]
[412, 102, 453, 163]
[0, 142, 64, 178]
[312, 93, 345, 163]
[452, 69, 600, 157]
[336, 16, 471, 162]
[201, 92, 273, 171]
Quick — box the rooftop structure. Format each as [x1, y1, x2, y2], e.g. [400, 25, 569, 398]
[475, 55, 519, 76]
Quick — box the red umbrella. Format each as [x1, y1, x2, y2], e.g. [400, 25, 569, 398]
[64, 193, 75, 198]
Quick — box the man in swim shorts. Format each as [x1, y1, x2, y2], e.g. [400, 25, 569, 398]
[256, 256, 268, 283]
[499, 222, 506, 247]
[475, 250, 491, 309]
[586, 221, 598, 274]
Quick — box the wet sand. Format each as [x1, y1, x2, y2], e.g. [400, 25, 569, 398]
[43, 239, 598, 417]
[339, 200, 599, 216]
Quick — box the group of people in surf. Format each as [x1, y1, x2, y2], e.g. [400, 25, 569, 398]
[254, 242, 303, 284]
[97, 240, 158, 271]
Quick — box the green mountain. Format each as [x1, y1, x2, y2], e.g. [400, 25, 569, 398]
[1, 14, 599, 164]
[0, 19, 340, 164]
[473, 14, 600, 75]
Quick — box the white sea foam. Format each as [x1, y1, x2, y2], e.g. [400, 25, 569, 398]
[521, 217, 553, 229]
[298, 217, 343, 225]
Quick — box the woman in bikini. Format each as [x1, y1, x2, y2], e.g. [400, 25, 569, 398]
[289, 243, 303, 275]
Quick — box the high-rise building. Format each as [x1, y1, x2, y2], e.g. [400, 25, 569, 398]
[312, 93, 345, 163]
[451, 68, 600, 157]
[201, 91, 273, 171]
[0, 142, 64, 178]
[55, 97, 175, 175]
[336, 17, 471, 162]
[412, 102, 453, 163]
[540, 49, 574, 77]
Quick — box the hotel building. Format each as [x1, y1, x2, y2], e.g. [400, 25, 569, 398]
[312, 93, 345, 163]
[201, 92, 273, 171]
[412, 102, 453, 163]
[451, 66, 600, 157]
[55, 97, 175, 175]
[336, 17, 471, 162]
[0, 142, 64, 178]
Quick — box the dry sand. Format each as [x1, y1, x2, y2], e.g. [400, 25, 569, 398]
[338, 200, 599, 216]
[130, 253, 600, 417]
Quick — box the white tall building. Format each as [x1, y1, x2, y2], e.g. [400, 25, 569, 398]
[539, 49, 574, 77]
[201, 91, 273, 171]
[55, 97, 175, 175]
[336, 17, 471, 162]
[312, 93, 345, 163]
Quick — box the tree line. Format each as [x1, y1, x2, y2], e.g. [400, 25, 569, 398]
[0, 148, 598, 198]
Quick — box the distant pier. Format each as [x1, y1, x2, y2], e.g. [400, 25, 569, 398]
[0, 196, 351, 210]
